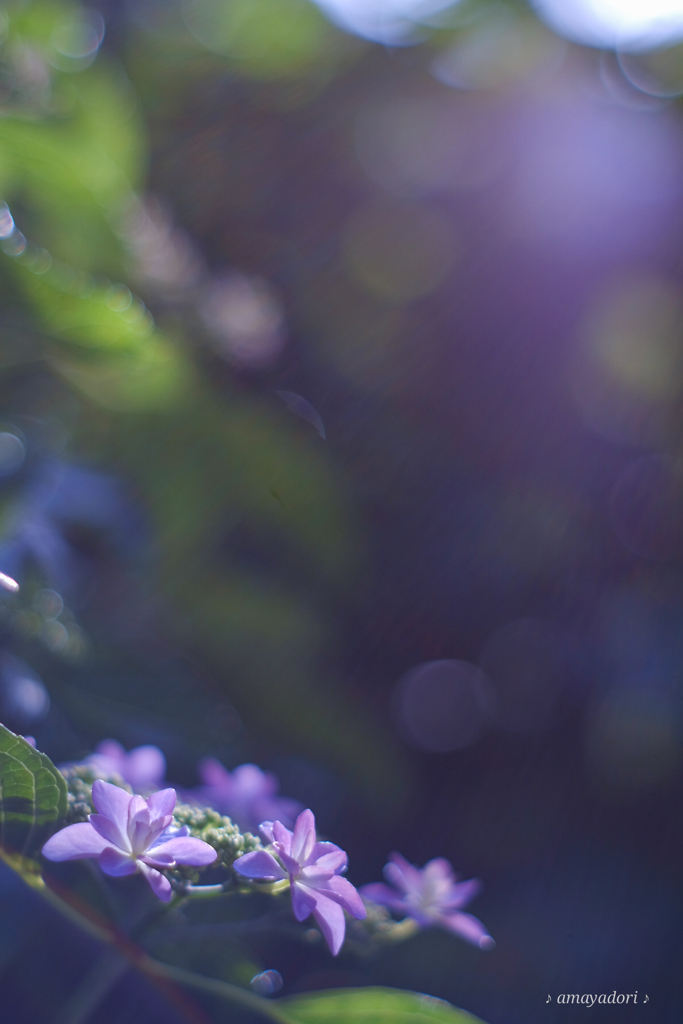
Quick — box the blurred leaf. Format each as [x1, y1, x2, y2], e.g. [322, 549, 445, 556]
[117, 393, 355, 580]
[0, 0, 145, 273]
[18, 264, 151, 352]
[9, 0, 81, 49]
[0, 725, 67, 867]
[183, 0, 332, 78]
[3, 254, 187, 408]
[280, 988, 488, 1023]
[0, 848, 46, 892]
[50, 341, 186, 410]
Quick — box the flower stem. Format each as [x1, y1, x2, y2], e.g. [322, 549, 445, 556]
[36, 877, 295, 1024]
[143, 959, 295, 1023]
[51, 950, 128, 1024]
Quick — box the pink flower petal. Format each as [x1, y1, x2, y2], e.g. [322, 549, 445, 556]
[95, 740, 126, 768]
[90, 813, 131, 852]
[272, 820, 292, 856]
[99, 847, 138, 877]
[306, 842, 347, 873]
[319, 874, 366, 919]
[141, 848, 175, 867]
[146, 788, 176, 822]
[442, 910, 495, 949]
[439, 877, 482, 911]
[138, 861, 173, 901]
[291, 881, 317, 922]
[298, 865, 336, 886]
[128, 801, 155, 854]
[198, 756, 232, 789]
[233, 763, 272, 796]
[279, 849, 301, 876]
[233, 849, 286, 880]
[291, 809, 315, 865]
[42, 823, 111, 861]
[146, 837, 217, 867]
[254, 795, 303, 829]
[384, 852, 423, 895]
[259, 822, 275, 843]
[359, 882, 409, 914]
[126, 746, 166, 790]
[310, 890, 346, 956]
[128, 794, 148, 820]
[91, 781, 132, 848]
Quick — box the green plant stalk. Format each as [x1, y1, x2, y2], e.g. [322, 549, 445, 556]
[34, 876, 296, 1024]
[51, 950, 129, 1024]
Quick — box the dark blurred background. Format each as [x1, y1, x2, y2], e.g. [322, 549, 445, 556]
[0, 0, 682, 1021]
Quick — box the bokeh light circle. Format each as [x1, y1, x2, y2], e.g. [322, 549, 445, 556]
[201, 272, 286, 368]
[531, 0, 683, 52]
[354, 96, 497, 199]
[343, 204, 459, 303]
[0, 432, 25, 476]
[618, 43, 683, 96]
[570, 275, 683, 447]
[52, 9, 105, 59]
[48, 8, 105, 71]
[312, 0, 457, 45]
[1, 657, 50, 724]
[392, 659, 496, 752]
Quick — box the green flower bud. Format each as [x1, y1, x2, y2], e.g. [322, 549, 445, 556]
[171, 802, 262, 871]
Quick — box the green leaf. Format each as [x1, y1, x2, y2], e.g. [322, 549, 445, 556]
[0, 725, 67, 865]
[279, 988, 488, 1024]
[9, 257, 187, 410]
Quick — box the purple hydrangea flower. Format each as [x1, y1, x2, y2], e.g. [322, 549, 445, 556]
[42, 780, 217, 901]
[361, 853, 495, 950]
[88, 739, 166, 791]
[234, 808, 366, 955]
[195, 758, 302, 833]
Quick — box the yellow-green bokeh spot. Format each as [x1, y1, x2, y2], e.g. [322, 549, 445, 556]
[182, 0, 332, 78]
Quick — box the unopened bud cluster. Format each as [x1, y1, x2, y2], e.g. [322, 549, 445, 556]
[171, 802, 261, 869]
[62, 763, 132, 824]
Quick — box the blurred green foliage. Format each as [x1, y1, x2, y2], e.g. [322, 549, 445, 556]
[183, 0, 335, 77]
[0, 0, 406, 809]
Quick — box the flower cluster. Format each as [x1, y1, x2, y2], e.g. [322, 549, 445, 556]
[234, 808, 366, 955]
[87, 739, 166, 792]
[171, 801, 261, 870]
[75, 739, 303, 835]
[194, 757, 302, 832]
[42, 737, 494, 959]
[361, 853, 494, 950]
[43, 781, 217, 901]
